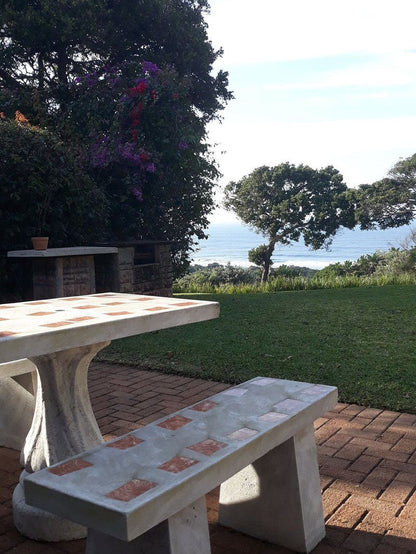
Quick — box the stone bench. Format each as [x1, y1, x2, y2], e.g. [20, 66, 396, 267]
[24, 377, 337, 553]
[0, 359, 36, 450]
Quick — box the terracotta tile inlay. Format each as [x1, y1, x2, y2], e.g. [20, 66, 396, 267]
[133, 298, 152, 301]
[106, 479, 157, 502]
[191, 400, 218, 412]
[157, 415, 192, 430]
[69, 316, 95, 322]
[227, 427, 258, 441]
[188, 439, 227, 456]
[48, 458, 93, 476]
[173, 302, 197, 307]
[28, 311, 55, 316]
[104, 311, 132, 316]
[62, 297, 84, 301]
[42, 321, 73, 328]
[158, 455, 199, 473]
[258, 412, 288, 423]
[0, 306, 13, 310]
[0, 331, 16, 337]
[145, 306, 169, 312]
[106, 436, 144, 450]
[27, 301, 49, 305]
[104, 302, 125, 306]
[0, 317, 8, 321]
[222, 388, 248, 397]
[75, 305, 99, 310]
[273, 398, 306, 413]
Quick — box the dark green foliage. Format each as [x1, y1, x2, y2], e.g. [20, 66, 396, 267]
[175, 263, 260, 290]
[0, 1, 232, 275]
[0, 118, 107, 298]
[224, 163, 355, 281]
[317, 247, 416, 279]
[356, 153, 416, 229]
[58, 63, 219, 275]
[0, 0, 231, 121]
[174, 263, 317, 291]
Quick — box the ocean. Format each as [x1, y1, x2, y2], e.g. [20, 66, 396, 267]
[192, 222, 416, 269]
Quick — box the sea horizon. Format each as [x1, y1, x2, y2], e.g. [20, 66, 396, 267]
[192, 221, 416, 270]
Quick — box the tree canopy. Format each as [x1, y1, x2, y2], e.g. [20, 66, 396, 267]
[224, 163, 354, 281]
[356, 153, 416, 230]
[0, 0, 231, 120]
[0, 0, 232, 275]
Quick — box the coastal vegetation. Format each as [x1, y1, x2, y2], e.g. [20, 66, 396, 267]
[174, 242, 416, 293]
[98, 285, 416, 413]
[224, 155, 416, 281]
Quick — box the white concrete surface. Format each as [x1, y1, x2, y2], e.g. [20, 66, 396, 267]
[0, 377, 35, 450]
[0, 293, 219, 541]
[24, 377, 337, 551]
[86, 498, 210, 554]
[218, 424, 325, 552]
[7, 247, 118, 258]
[0, 293, 220, 363]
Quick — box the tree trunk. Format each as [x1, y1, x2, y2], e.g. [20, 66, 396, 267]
[56, 47, 68, 86]
[261, 239, 277, 283]
[38, 53, 45, 90]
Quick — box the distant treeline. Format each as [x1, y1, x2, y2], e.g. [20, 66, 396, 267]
[174, 245, 416, 293]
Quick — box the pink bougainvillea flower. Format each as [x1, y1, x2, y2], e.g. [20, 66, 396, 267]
[132, 187, 143, 200]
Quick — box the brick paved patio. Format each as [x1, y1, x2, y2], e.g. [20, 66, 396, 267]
[0, 361, 415, 553]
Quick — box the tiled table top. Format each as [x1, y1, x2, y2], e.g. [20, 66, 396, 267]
[0, 293, 219, 363]
[24, 377, 337, 540]
[7, 246, 118, 258]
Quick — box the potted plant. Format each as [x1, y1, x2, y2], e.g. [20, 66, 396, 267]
[31, 180, 53, 250]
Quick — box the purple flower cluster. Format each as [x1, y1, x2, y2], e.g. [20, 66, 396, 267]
[78, 60, 191, 205]
[71, 65, 121, 89]
[117, 142, 142, 165]
[116, 143, 155, 173]
[131, 186, 143, 201]
[91, 135, 111, 168]
[142, 61, 160, 75]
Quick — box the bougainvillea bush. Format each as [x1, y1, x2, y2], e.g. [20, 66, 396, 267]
[61, 61, 218, 273]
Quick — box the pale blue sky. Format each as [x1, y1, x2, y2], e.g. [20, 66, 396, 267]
[206, 0, 416, 222]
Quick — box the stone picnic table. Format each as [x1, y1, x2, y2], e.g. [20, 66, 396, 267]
[0, 292, 219, 541]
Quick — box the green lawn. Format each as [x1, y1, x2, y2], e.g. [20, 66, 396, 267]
[98, 285, 416, 413]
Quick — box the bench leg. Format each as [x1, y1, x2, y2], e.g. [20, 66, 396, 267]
[86, 497, 211, 554]
[0, 376, 34, 451]
[218, 424, 325, 553]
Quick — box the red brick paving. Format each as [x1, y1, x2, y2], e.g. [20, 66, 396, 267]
[0, 361, 414, 553]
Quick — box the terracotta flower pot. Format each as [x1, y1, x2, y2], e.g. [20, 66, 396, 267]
[31, 237, 49, 250]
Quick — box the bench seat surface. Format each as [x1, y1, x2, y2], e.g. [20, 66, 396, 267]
[24, 377, 337, 541]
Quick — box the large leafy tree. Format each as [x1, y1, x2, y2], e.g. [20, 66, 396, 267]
[224, 163, 355, 282]
[356, 153, 416, 230]
[0, 0, 230, 118]
[0, 0, 232, 274]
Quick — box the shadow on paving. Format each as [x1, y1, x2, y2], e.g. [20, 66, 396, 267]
[0, 362, 414, 553]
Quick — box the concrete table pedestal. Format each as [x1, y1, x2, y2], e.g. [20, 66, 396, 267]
[13, 342, 109, 541]
[0, 292, 219, 542]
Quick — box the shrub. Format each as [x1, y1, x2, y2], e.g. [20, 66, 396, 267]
[0, 115, 107, 299]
